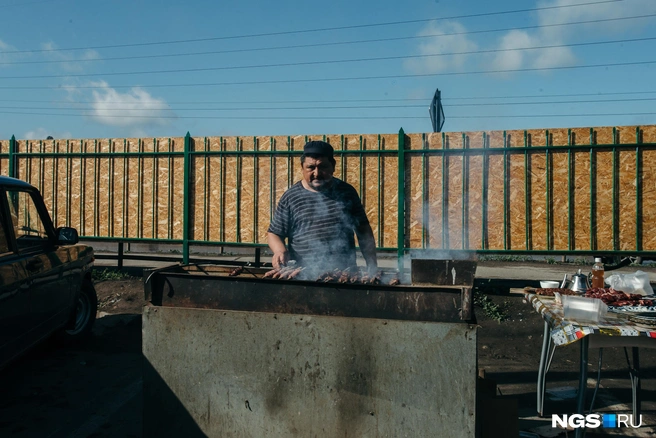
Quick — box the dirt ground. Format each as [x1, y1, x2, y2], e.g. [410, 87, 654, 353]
[0, 276, 654, 437]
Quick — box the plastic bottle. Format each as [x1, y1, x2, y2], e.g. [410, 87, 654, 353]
[591, 257, 605, 288]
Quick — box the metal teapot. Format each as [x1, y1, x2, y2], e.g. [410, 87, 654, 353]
[570, 269, 590, 294]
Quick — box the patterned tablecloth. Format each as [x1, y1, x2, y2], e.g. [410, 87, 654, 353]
[525, 293, 656, 346]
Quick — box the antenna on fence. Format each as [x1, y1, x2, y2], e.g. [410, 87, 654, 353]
[429, 88, 445, 133]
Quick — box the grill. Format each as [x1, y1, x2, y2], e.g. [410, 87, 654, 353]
[145, 259, 476, 323]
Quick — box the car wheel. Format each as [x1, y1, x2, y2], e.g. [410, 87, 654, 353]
[59, 280, 98, 343]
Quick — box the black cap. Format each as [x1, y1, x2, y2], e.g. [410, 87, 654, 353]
[303, 140, 334, 158]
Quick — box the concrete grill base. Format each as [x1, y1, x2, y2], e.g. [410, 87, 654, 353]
[143, 306, 477, 438]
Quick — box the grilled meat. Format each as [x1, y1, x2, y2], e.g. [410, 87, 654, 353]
[369, 271, 382, 285]
[229, 266, 244, 277]
[349, 271, 361, 283]
[338, 268, 351, 283]
[263, 269, 278, 278]
[287, 267, 305, 279]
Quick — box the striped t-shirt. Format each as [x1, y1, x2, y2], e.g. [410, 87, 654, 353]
[268, 178, 370, 271]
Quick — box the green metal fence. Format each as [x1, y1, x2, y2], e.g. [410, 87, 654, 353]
[3, 126, 656, 269]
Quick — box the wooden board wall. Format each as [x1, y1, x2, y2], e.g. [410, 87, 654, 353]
[4, 125, 656, 253]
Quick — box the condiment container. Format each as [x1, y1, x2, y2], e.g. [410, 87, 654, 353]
[562, 295, 607, 323]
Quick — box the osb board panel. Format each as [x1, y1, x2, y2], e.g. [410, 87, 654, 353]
[256, 136, 274, 242]
[40, 157, 56, 225]
[529, 151, 548, 250]
[486, 153, 505, 250]
[133, 153, 144, 238]
[551, 129, 571, 147]
[525, 129, 550, 147]
[54, 156, 69, 228]
[140, 154, 156, 239]
[642, 126, 656, 143]
[426, 155, 444, 249]
[155, 157, 172, 239]
[486, 131, 506, 149]
[257, 158, 273, 243]
[71, 156, 85, 232]
[82, 157, 96, 237]
[572, 151, 592, 250]
[594, 150, 615, 250]
[172, 156, 185, 240]
[223, 156, 239, 242]
[551, 151, 570, 250]
[98, 153, 110, 237]
[595, 127, 615, 145]
[192, 154, 207, 241]
[508, 153, 527, 250]
[240, 156, 256, 243]
[363, 154, 382, 246]
[381, 133, 398, 151]
[506, 130, 528, 148]
[616, 126, 640, 145]
[447, 154, 466, 249]
[570, 128, 593, 146]
[382, 156, 398, 249]
[405, 134, 426, 248]
[424, 132, 442, 149]
[407, 133, 424, 150]
[618, 150, 638, 251]
[643, 149, 656, 250]
[205, 156, 222, 241]
[0, 140, 8, 155]
[0, 158, 7, 177]
[467, 154, 484, 250]
[406, 155, 424, 249]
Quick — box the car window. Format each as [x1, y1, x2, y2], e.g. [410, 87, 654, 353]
[6, 190, 50, 252]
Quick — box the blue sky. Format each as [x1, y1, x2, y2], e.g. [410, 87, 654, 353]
[1, 0, 655, 140]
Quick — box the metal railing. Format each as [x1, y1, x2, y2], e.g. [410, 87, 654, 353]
[3, 125, 655, 271]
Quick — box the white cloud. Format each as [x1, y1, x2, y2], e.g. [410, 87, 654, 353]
[536, 0, 656, 36]
[532, 46, 576, 69]
[89, 80, 174, 128]
[23, 127, 72, 140]
[404, 21, 478, 74]
[0, 39, 23, 66]
[491, 30, 535, 71]
[489, 28, 576, 72]
[407, 0, 655, 77]
[41, 41, 100, 72]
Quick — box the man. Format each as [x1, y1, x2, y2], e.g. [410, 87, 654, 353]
[267, 140, 378, 275]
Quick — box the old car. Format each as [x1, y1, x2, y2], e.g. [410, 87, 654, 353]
[0, 176, 96, 369]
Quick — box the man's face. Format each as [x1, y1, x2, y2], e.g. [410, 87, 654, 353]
[302, 156, 335, 190]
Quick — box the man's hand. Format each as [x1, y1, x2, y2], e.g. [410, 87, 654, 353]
[268, 232, 289, 269]
[271, 251, 289, 270]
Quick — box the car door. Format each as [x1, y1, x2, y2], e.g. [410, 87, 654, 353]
[5, 189, 72, 342]
[0, 191, 31, 368]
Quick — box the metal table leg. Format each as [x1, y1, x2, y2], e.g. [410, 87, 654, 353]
[575, 336, 590, 438]
[537, 321, 551, 417]
[632, 347, 640, 419]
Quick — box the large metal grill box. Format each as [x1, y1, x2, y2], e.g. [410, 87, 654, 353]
[143, 263, 478, 438]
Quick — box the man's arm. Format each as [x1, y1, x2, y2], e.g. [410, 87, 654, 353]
[355, 223, 378, 273]
[267, 232, 289, 269]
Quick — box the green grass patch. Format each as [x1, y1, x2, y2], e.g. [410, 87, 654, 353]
[92, 268, 135, 282]
[474, 290, 510, 323]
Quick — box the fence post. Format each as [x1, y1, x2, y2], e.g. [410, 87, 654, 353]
[397, 128, 406, 272]
[9, 135, 16, 178]
[183, 132, 191, 264]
